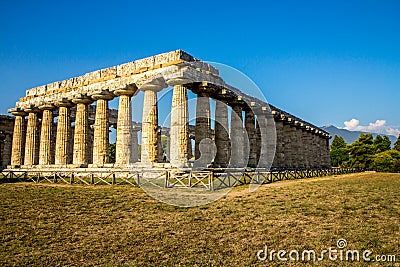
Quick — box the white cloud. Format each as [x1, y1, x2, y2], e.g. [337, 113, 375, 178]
[344, 119, 361, 130]
[343, 118, 400, 136]
[386, 127, 400, 137]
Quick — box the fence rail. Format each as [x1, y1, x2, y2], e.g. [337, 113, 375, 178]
[1, 168, 363, 190]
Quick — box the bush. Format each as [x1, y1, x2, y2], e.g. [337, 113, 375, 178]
[372, 150, 400, 173]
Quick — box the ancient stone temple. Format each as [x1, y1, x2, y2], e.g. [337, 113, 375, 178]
[7, 50, 331, 172]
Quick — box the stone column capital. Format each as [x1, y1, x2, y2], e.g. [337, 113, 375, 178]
[55, 99, 74, 108]
[24, 106, 40, 113]
[114, 84, 138, 97]
[38, 103, 56, 111]
[90, 90, 114, 101]
[72, 95, 93, 105]
[9, 107, 27, 116]
[139, 79, 167, 92]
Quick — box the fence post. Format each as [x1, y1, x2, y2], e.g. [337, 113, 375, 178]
[164, 171, 169, 188]
[209, 172, 214, 191]
[112, 173, 116, 185]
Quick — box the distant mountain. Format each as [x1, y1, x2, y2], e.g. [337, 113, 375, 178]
[321, 125, 398, 146]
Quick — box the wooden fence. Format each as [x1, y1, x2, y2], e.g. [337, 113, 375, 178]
[1, 167, 362, 190]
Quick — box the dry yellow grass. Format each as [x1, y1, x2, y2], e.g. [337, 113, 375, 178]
[0, 172, 399, 266]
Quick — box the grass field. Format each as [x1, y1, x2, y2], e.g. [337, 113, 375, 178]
[1, 172, 399, 266]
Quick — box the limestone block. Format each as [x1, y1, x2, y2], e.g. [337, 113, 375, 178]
[134, 56, 155, 71]
[47, 82, 60, 93]
[154, 52, 177, 66]
[60, 78, 75, 89]
[100, 66, 117, 79]
[117, 62, 136, 76]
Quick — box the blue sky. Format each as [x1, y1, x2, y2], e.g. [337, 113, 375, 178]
[1, 0, 399, 137]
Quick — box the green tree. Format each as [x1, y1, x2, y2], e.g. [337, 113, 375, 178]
[373, 135, 391, 153]
[348, 133, 375, 169]
[108, 143, 116, 163]
[330, 135, 349, 167]
[372, 150, 400, 172]
[394, 134, 400, 151]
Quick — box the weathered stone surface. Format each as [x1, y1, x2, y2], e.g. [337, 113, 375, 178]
[302, 129, 310, 167]
[72, 97, 93, 166]
[115, 93, 133, 165]
[24, 109, 40, 165]
[141, 89, 158, 165]
[131, 129, 139, 163]
[245, 110, 258, 167]
[92, 92, 113, 165]
[214, 101, 230, 167]
[169, 85, 189, 167]
[194, 94, 212, 167]
[258, 112, 276, 168]
[55, 101, 73, 165]
[10, 112, 26, 166]
[38, 106, 54, 165]
[157, 128, 163, 162]
[274, 119, 285, 167]
[0, 115, 15, 166]
[230, 105, 246, 167]
[283, 122, 294, 167]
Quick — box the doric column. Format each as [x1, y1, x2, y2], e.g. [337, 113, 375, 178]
[194, 94, 213, 167]
[169, 85, 189, 168]
[273, 118, 285, 167]
[315, 133, 321, 167]
[115, 86, 137, 165]
[214, 101, 230, 167]
[307, 128, 315, 168]
[87, 124, 94, 164]
[72, 95, 93, 166]
[258, 111, 276, 168]
[317, 134, 323, 167]
[38, 104, 55, 165]
[24, 107, 40, 166]
[141, 89, 159, 164]
[325, 137, 331, 167]
[91, 92, 113, 165]
[166, 133, 170, 160]
[157, 128, 164, 162]
[290, 124, 299, 168]
[230, 105, 246, 167]
[301, 129, 310, 167]
[283, 121, 294, 168]
[195, 94, 211, 159]
[10, 108, 27, 166]
[55, 100, 73, 165]
[311, 131, 318, 167]
[294, 122, 303, 168]
[131, 128, 139, 163]
[187, 137, 193, 160]
[245, 109, 257, 167]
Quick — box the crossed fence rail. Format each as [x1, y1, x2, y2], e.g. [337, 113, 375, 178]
[0, 167, 362, 190]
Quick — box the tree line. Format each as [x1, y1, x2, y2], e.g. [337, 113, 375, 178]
[330, 133, 400, 172]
